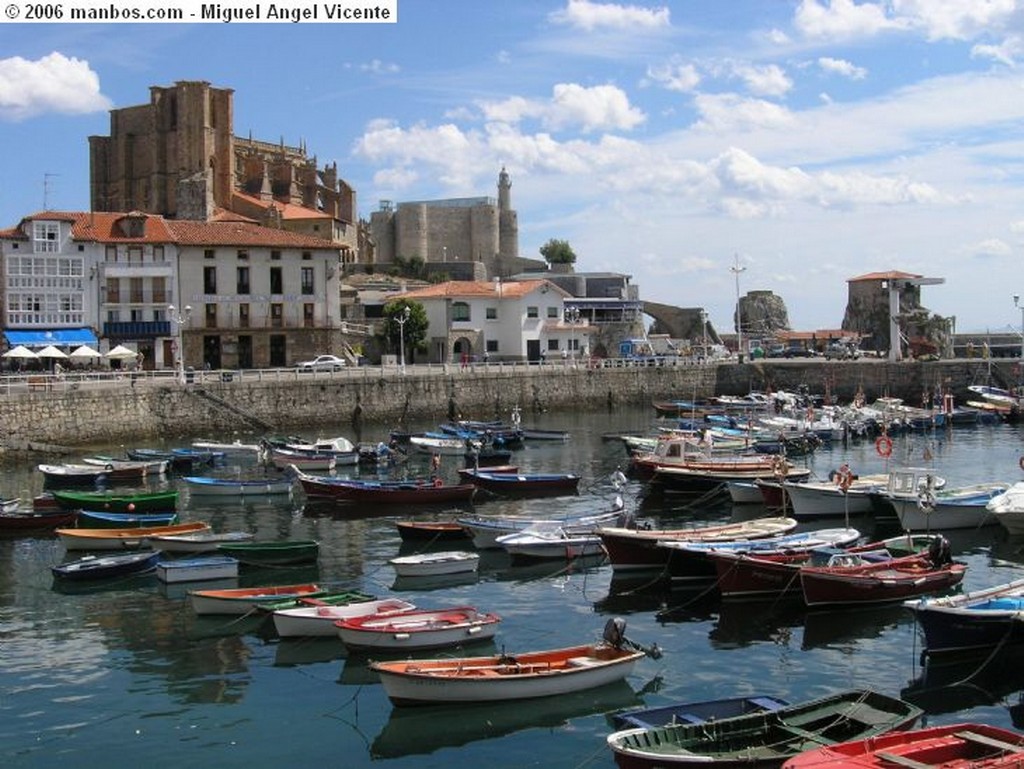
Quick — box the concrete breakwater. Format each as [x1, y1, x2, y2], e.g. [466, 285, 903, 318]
[0, 358, 1006, 453]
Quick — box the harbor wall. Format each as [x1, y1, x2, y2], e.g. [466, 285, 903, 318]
[0, 358, 1006, 453]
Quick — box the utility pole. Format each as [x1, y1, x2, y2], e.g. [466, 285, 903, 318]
[730, 253, 747, 362]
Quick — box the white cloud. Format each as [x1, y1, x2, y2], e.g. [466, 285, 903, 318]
[359, 59, 400, 74]
[645, 60, 700, 93]
[549, 0, 671, 32]
[0, 52, 111, 121]
[479, 83, 645, 133]
[966, 237, 1014, 258]
[818, 56, 868, 79]
[730, 63, 793, 97]
[693, 93, 797, 132]
[972, 35, 1024, 65]
[794, 0, 907, 41]
[893, 0, 1018, 42]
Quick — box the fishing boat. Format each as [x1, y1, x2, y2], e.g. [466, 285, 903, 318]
[394, 520, 469, 542]
[125, 446, 222, 471]
[50, 489, 179, 512]
[148, 530, 254, 554]
[295, 470, 477, 505]
[56, 521, 210, 551]
[780, 723, 1024, 769]
[868, 469, 1002, 530]
[272, 596, 416, 638]
[988, 481, 1024, 535]
[155, 555, 240, 583]
[284, 435, 360, 466]
[612, 695, 790, 730]
[606, 689, 923, 769]
[192, 439, 262, 455]
[495, 521, 606, 561]
[389, 550, 479, 577]
[902, 576, 1024, 657]
[653, 461, 812, 493]
[188, 582, 326, 615]
[216, 540, 320, 566]
[371, 618, 656, 706]
[457, 498, 627, 549]
[37, 462, 112, 487]
[781, 473, 892, 519]
[799, 550, 966, 608]
[336, 606, 501, 652]
[267, 446, 337, 471]
[457, 468, 581, 496]
[50, 550, 161, 580]
[183, 475, 294, 497]
[709, 534, 942, 600]
[658, 527, 862, 585]
[597, 517, 799, 575]
[0, 508, 78, 532]
[82, 456, 168, 477]
[77, 509, 179, 528]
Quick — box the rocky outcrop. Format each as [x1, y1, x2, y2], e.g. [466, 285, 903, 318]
[738, 290, 790, 336]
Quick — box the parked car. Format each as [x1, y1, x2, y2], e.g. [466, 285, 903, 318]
[296, 354, 346, 371]
[765, 344, 787, 358]
[824, 341, 860, 360]
[783, 346, 818, 358]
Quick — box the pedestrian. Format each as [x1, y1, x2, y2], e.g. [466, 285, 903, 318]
[430, 452, 441, 478]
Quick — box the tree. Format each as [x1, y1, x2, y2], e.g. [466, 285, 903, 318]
[539, 238, 577, 266]
[381, 300, 428, 363]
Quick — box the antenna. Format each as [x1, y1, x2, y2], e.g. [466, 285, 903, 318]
[43, 173, 60, 210]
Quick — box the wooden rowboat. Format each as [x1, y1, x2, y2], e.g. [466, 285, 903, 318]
[56, 521, 210, 551]
[216, 540, 320, 566]
[50, 489, 179, 512]
[188, 582, 325, 615]
[183, 475, 294, 497]
[389, 550, 479, 577]
[394, 520, 469, 542]
[155, 555, 240, 583]
[336, 606, 501, 652]
[273, 596, 417, 638]
[77, 509, 179, 529]
[50, 550, 161, 580]
[612, 694, 789, 730]
[148, 530, 254, 554]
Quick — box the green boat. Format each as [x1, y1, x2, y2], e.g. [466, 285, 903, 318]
[217, 540, 320, 566]
[51, 489, 179, 512]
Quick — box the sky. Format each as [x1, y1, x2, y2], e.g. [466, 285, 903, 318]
[2, 0, 1024, 335]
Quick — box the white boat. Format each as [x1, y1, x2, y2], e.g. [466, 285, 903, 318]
[389, 550, 480, 577]
[457, 498, 626, 549]
[336, 606, 501, 652]
[286, 436, 359, 466]
[192, 439, 262, 454]
[781, 473, 891, 519]
[188, 582, 324, 615]
[726, 481, 766, 505]
[148, 530, 254, 554]
[409, 434, 467, 455]
[82, 456, 169, 476]
[272, 597, 417, 638]
[988, 482, 1024, 535]
[875, 473, 1007, 531]
[495, 521, 606, 561]
[155, 555, 240, 583]
[183, 475, 294, 496]
[268, 447, 337, 471]
[370, 619, 651, 705]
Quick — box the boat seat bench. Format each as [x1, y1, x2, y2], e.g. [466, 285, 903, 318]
[954, 730, 1024, 752]
[876, 752, 933, 769]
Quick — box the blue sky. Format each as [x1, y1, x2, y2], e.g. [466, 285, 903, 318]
[3, 0, 1024, 334]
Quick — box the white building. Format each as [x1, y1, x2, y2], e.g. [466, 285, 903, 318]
[395, 279, 592, 364]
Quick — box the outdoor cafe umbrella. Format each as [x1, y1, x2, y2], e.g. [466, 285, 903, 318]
[104, 344, 138, 360]
[2, 345, 38, 359]
[36, 345, 69, 359]
[69, 345, 101, 359]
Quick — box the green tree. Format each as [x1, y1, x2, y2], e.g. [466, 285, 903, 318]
[382, 300, 428, 363]
[539, 238, 577, 266]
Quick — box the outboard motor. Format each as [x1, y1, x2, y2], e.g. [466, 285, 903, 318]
[928, 535, 952, 566]
[603, 617, 628, 648]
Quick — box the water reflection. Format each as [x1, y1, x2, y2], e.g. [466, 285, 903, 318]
[902, 649, 1024, 724]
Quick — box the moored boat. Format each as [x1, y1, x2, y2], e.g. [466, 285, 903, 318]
[183, 475, 294, 497]
[0, 508, 78, 532]
[457, 498, 627, 549]
[56, 521, 210, 551]
[50, 489, 179, 512]
[296, 470, 477, 505]
[77, 509, 179, 528]
[51, 550, 161, 580]
[336, 606, 501, 652]
[394, 520, 469, 542]
[155, 555, 240, 583]
[188, 582, 325, 615]
[389, 550, 479, 577]
[495, 521, 605, 561]
[612, 694, 790, 730]
[148, 530, 254, 554]
[457, 468, 581, 496]
[799, 550, 966, 607]
[272, 596, 416, 638]
[216, 540, 320, 566]
[988, 481, 1024, 535]
[606, 689, 923, 769]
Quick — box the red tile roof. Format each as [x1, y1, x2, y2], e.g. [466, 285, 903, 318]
[848, 270, 922, 282]
[165, 219, 338, 248]
[232, 191, 334, 221]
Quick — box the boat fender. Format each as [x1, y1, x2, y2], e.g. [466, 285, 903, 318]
[876, 435, 893, 457]
[105, 463, 114, 472]
[917, 490, 936, 513]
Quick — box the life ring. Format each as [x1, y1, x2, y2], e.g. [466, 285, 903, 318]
[433, 477, 443, 488]
[835, 464, 853, 492]
[917, 490, 936, 513]
[875, 435, 893, 457]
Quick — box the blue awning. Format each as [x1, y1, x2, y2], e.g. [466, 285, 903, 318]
[4, 328, 98, 348]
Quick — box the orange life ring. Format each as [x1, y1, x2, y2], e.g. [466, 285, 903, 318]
[876, 435, 893, 457]
[835, 464, 853, 492]
[433, 477, 443, 488]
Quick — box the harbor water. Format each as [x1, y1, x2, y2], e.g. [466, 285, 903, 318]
[2, 404, 1024, 768]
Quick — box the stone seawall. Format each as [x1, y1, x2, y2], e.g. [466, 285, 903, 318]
[0, 358, 1004, 452]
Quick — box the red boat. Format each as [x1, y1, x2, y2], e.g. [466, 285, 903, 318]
[799, 550, 966, 608]
[710, 534, 942, 601]
[597, 517, 798, 575]
[296, 470, 476, 505]
[0, 508, 78, 532]
[781, 723, 1024, 769]
[395, 520, 469, 542]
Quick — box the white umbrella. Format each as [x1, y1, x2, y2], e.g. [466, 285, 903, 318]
[70, 345, 101, 359]
[36, 345, 69, 359]
[2, 345, 38, 359]
[104, 344, 138, 360]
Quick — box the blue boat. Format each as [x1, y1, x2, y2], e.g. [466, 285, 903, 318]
[612, 694, 789, 730]
[77, 509, 179, 528]
[51, 550, 160, 581]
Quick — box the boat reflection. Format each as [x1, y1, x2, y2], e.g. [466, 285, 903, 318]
[801, 603, 912, 651]
[370, 679, 642, 759]
[901, 648, 1024, 723]
[273, 637, 347, 667]
[492, 552, 608, 584]
[595, 575, 675, 616]
[390, 571, 480, 592]
[709, 598, 804, 649]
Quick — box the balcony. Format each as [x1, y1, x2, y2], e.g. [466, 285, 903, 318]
[103, 320, 171, 339]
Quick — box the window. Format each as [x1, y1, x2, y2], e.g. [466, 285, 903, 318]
[301, 267, 314, 295]
[239, 303, 250, 328]
[127, 246, 142, 263]
[486, 340, 498, 353]
[237, 249, 249, 260]
[303, 303, 314, 327]
[547, 339, 559, 351]
[237, 266, 250, 295]
[203, 266, 217, 294]
[486, 307, 497, 320]
[106, 279, 120, 303]
[33, 222, 59, 253]
[204, 249, 215, 260]
[205, 303, 217, 328]
[153, 245, 164, 261]
[270, 250, 281, 261]
[270, 303, 283, 328]
[527, 306, 539, 319]
[269, 267, 282, 294]
[105, 245, 117, 261]
[452, 302, 471, 322]
[130, 277, 144, 303]
[547, 306, 559, 319]
[152, 277, 167, 305]
[302, 251, 311, 261]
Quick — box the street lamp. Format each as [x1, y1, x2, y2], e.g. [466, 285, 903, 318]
[168, 304, 192, 384]
[395, 306, 411, 374]
[564, 306, 580, 367]
[730, 254, 747, 362]
[1015, 294, 1024, 361]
